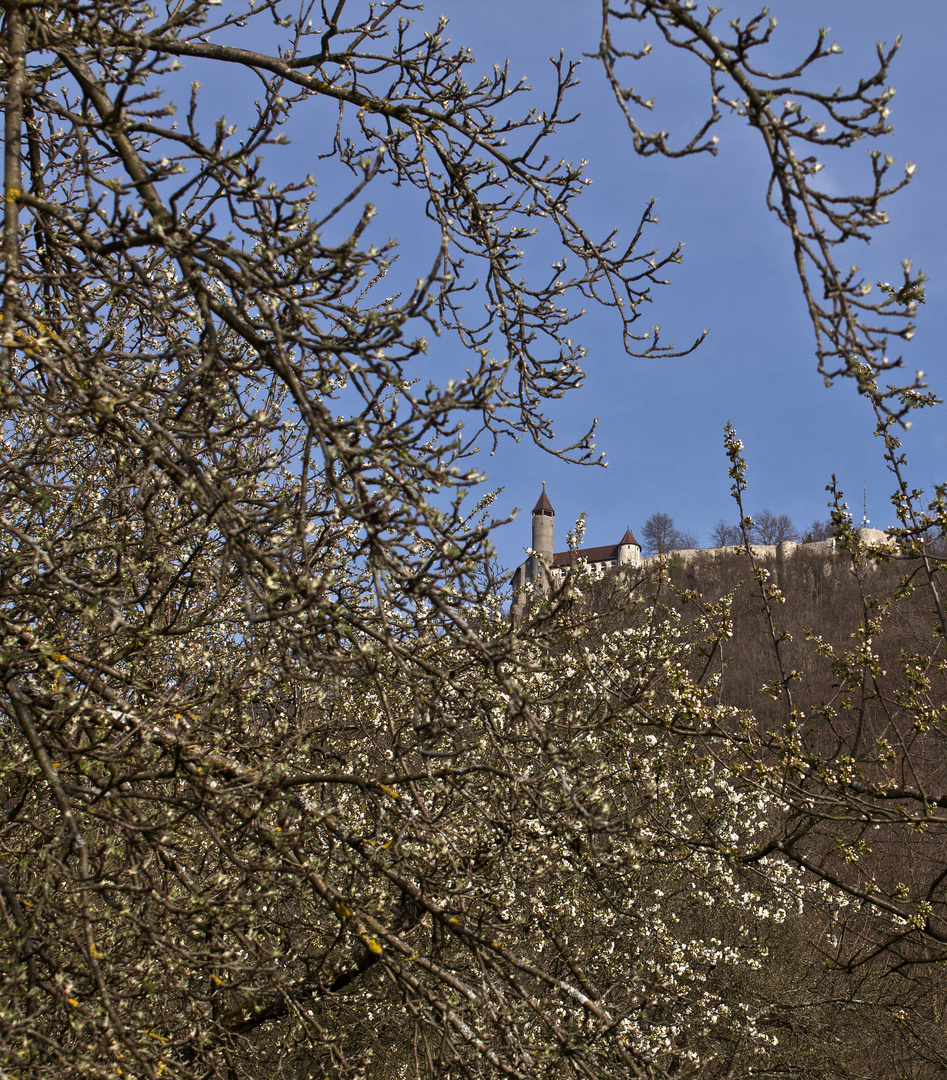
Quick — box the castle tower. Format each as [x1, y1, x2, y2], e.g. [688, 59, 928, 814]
[618, 527, 641, 567]
[529, 484, 555, 589]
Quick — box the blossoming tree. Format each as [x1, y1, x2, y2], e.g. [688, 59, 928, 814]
[0, 2, 942, 1078]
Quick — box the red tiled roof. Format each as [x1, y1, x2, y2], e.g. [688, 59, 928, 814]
[553, 543, 619, 566]
[552, 532, 641, 567]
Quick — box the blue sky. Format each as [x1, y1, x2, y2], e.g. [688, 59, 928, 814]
[178, 2, 947, 574]
[421, 2, 947, 571]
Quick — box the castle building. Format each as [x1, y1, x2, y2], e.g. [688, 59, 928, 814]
[510, 485, 642, 600]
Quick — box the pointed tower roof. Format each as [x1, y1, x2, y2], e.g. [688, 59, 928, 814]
[533, 484, 554, 515]
[620, 527, 640, 548]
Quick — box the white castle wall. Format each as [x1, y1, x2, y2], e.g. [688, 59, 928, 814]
[651, 527, 893, 567]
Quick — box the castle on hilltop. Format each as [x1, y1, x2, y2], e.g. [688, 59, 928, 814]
[509, 485, 643, 600]
[511, 485, 893, 615]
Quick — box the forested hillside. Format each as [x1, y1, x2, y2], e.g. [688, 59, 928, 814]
[517, 537, 947, 1078]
